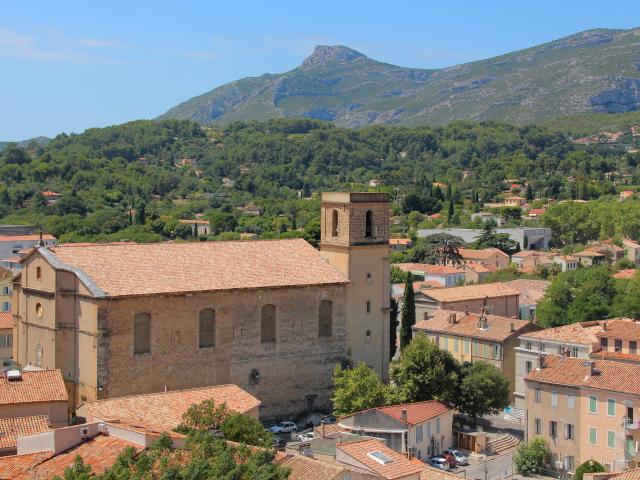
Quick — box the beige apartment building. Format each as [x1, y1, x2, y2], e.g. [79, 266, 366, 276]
[457, 248, 510, 270]
[12, 192, 390, 419]
[414, 282, 520, 318]
[413, 309, 539, 403]
[0, 267, 11, 313]
[526, 355, 640, 473]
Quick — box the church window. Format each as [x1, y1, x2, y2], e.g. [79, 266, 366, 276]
[331, 210, 339, 237]
[133, 313, 151, 355]
[261, 304, 276, 343]
[365, 210, 373, 238]
[319, 300, 333, 337]
[199, 308, 215, 348]
[366, 300, 371, 313]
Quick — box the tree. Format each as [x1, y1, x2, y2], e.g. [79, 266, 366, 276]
[406, 234, 464, 265]
[399, 272, 415, 351]
[390, 335, 461, 403]
[390, 266, 409, 284]
[176, 399, 230, 432]
[447, 197, 454, 220]
[55, 455, 93, 480]
[456, 362, 510, 424]
[390, 296, 399, 360]
[476, 221, 497, 248]
[135, 201, 146, 225]
[219, 413, 274, 448]
[613, 271, 640, 318]
[525, 183, 534, 201]
[332, 363, 388, 416]
[513, 437, 549, 476]
[575, 460, 605, 480]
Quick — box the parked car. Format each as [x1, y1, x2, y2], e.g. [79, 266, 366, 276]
[442, 453, 457, 468]
[272, 437, 286, 450]
[428, 456, 450, 470]
[296, 431, 315, 443]
[269, 421, 298, 434]
[444, 449, 469, 466]
[321, 415, 337, 424]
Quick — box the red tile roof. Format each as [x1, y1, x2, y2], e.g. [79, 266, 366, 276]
[0, 451, 52, 479]
[0, 416, 50, 450]
[419, 282, 519, 303]
[463, 262, 491, 274]
[458, 248, 509, 260]
[0, 235, 56, 243]
[13, 433, 141, 480]
[502, 279, 550, 306]
[48, 239, 347, 297]
[279, 454, 348, 480]
[389, 238, 412, 246]
[336, 438, 424, 479]
[85, 384, 260, 430]
[596, 318, 640, 340]
[590, 350, 640, 363]
[375, 400, 450, 427]
[0, 370, 68, 406]
[413, 309, 534, 342]
[613, 269, 637, 279]
[0, 313, 12, 330]
[520, 320, 606, 345]
[525, 355, 640, 396]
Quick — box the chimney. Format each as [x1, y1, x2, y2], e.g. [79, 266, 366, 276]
[602, 322, 608, 331]
[401, 409, 408, 423]
[452, 313, 457, 324]
[538, 355, 545, 369]
[587, 361, 596, 376]
[510, 322, 515, 332]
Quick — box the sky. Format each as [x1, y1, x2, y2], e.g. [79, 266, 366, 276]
[1, 0, 639, 140]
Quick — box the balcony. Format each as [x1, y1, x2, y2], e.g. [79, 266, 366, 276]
[624, 418, 640, 432]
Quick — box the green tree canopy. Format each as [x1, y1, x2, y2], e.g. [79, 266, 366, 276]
[575, 460, 606, 480]
[399, 272, 416, 351]
[455, 361, 510, 423]
[513, 437, 549, 476]
[332, 363, 389, 417]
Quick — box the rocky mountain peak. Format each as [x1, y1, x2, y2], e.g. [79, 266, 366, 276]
[301, 45, 366, 68]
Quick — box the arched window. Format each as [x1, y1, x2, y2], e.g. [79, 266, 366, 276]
[319, 300, 333, 337]
[199, 308, 215, 348]
[133, 313, 151, 355]
[331, 209, 339, 237]
[365, 210, 373, 238]
[261, 304, 276, 343]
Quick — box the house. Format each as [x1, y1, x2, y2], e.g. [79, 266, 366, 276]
[337, 400, 453, 458]
[13, 192, 391, 418]
[277, 454, 351, 480]
[0, 313, 13, 361]
[527, 208, 546, 220]
[178, 219, 210, 236]
[369, 179, 383, 188]
[504, 196, 526, 207]
[179, 158, 198, 167]
[525, 355, 640, 472]
[574, 250, 608, 267]
[414, 283, 520, 318]
[456, 248, 510, 270]
[590, 318, 640, 364]
[0, 268, 11, 313]
[413, 310, 539, 403]
[614, 269, 637, 280]
[620, 190, 635, 201]
[0, 370, 68, 427]
[512, 251, 554, 270]
[502, 279, 550, 320]
[622, 238, 640, 265]
[471, 212, 505, 226]
[222, 177, 235, 187]
[389, 238, 412, 252]
[239, 204, 262, 216]
[335, 438, 426, 479]
[0, 416, 50, 456]
[417, 227, 552, 250]
[584, 467, 640, 480]
[393, 263, 465, 287]
[78, 384, 260, 430]
[40, 192, 61, 205]
[0, 235, 56, 262]
[428, 213, 442, 220]
[552, 254, 579, 272]
[587, 242, 626, 263]
[461, 262, 492, 284]
[515, 320, 611, 411]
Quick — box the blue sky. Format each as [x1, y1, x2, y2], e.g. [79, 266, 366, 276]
[2, 0, 639, 139]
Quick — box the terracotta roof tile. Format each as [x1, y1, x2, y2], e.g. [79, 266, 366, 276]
[596, 319, 640, 340]
[502, 279, 550, 306]
[0, 416, 50, 450]
[413, 309, 535, 342]
[375, 400, 450, 426]
[279, 454, 348, 480]
[588, 467, 640, 480]
[13, 433, 141, 480]
[85, 384, 260, 430]
[336, 438, 425, 479]
[48, 239, 347, 297]
[419, 282, 519, 303]
[463, 262, 491, 274]
[458, 248, 509, 260]
[525, 355, 640, 395]
[0, 235, 56, 242]
[0, 370, 68, 405]
[590, 350, 640, 363]
[389, 238, 412, 246]
[0, 313, 12, 330]
[613, 269, 637, 279]
[420, 466, 466, 480]
[520, 321, 606, 345]
[0, 451, 52, 479]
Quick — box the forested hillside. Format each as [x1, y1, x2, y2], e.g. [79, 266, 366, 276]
[0, 118, 638, 244]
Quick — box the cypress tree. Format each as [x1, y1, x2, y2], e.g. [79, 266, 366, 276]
[399, 272, 416, 351]
[447, 197, 454, 220]
[390, 296, 399, 360]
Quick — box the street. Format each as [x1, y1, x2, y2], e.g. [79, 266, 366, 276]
[456, 451, 515, 480]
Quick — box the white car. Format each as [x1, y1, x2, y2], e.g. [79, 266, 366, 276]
[269, 421, 298, 434]
[296, 431, 315, 443]
[444, 449, 469, 466]
[428, 457, 450, 470]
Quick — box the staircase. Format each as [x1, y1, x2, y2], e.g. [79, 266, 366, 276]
[487, 433, 520, 455]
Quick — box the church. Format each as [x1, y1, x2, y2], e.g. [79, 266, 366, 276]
[12, 192, 390, 419]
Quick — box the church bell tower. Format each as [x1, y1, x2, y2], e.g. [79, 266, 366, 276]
[319, 192, 390, 380]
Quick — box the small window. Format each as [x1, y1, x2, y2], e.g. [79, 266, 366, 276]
[35, 303, 43, 318]
[535, 418, 541, 435]
[615, 339, 622, 352]
[551, 391, 558, 407]
[539, 342, 545, 352]
[607, 399, 616, 417]
[565, 424, 574, 440]
[607, 431, 616, 449]
[331, 209, 339, 237]
[464, 340, 470, 354]
[453, 338, 458, 352]
[601, 337, 608, 348]
[416, 425, 423, 443]
[0, 335, 6, 348]
[365, 330, 371, 343]
[436, 418, 440, 434]
[571, 346, 579, 357]
[589, 427, 597, 445]
[535, 387, 541, 403]
[36, 266, 42, 279]
[526, 361, 532, 373]
[567, 394, 575, 409]
[525, 340, 532, 350]
[366, 301, 371, 313]
[319, 300, 333, 337]
[198, 308, 215, 348]
[589, 396, 597, 413]
[549, 420, 557, 438]
[365, 210, 373, 238]
[133, 313, 151, 355]
[7, 333, 12, 348]
[261, 304, 276, 343]
[493, 344, 500, 359]
[631, 341, 637, 355]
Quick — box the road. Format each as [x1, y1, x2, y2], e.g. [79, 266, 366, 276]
[455, 451, 516, 480]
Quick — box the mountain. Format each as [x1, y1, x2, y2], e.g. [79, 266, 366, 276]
[0, 136, 50, 152]
[159, 28, 640, 127]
